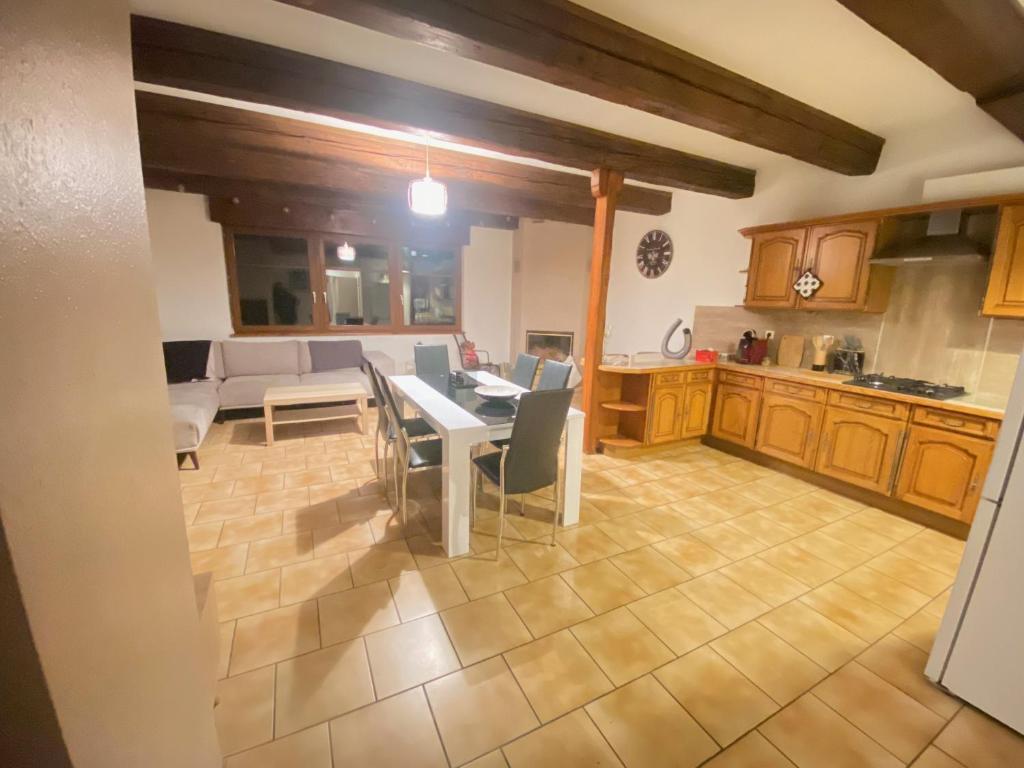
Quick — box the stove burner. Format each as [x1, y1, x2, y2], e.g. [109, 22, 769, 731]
[844, 373, 966, 401]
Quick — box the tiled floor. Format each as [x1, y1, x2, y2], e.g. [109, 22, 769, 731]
[183, 412, 1024, 767]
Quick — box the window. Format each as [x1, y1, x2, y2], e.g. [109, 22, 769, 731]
[225, 229, 461, 334]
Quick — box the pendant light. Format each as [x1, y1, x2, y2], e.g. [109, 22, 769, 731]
[408, 138, 447, 217]
[337, 242, 356, 262]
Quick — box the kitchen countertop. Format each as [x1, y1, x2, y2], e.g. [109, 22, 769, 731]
[598, 359, 1006, 419]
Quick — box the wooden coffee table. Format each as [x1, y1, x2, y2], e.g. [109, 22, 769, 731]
[262, 383, 368, 446]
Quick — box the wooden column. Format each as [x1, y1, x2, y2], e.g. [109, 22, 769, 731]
[582, 168, 624, 454]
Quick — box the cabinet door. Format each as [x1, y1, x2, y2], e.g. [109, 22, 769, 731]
[982, 204, 1024, 317]
[798, 220, 877, 310]
[680, 381, 712, 439]
[744, 228, 805, 308]
[815, 407, 905, 493]
[711, 385, 761, 448]
[649, 387, 685, 444]
[755, 394, 824, 468]
[895, 426, 994, 523]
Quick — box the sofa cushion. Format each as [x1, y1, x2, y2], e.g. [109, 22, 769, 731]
[299, 369, 371, 395]
[163, 340, 212, 384]
[218, 374, 301, 408]
[308, 339, 364, 373]
[168, 381, 221, 452]
[221, 340, 300, 377]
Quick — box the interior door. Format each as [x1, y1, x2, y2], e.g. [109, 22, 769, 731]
[744, 228, 805, 307]
[798, 220, 877, 310]
[816, 407, 905, 493]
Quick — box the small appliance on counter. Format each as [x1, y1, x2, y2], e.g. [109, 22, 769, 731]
[695, 348, 719, 363]
[828, 336, 865, 375]
[736, 330, 768, 365]
[810, 334, 835, 371]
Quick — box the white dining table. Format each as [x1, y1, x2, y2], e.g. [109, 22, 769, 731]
[387, 370, 583, 556]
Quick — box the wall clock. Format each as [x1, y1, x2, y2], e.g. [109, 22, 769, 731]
[636, 229, 673, 278]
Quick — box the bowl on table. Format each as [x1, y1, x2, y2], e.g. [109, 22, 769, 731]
[474, 384, 519, 403]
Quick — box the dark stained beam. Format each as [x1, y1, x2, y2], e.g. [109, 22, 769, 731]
[837, 0, 1024, 141]
[135, 91, 671, 223]
[275, 0, 884, 175]
[131, 15, 754, 197]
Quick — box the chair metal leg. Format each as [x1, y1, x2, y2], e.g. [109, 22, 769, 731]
[495, 479, 506, 561]
[519, 494, 526, 516]
[401, 464, 410, 527]
[470, 465, 478, 530]
[373, 433, 381, 480]
[382, 440, 391, 504]
[551, 477, 560, 547]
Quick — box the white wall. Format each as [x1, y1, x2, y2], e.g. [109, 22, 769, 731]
[145, 189, 515, 371]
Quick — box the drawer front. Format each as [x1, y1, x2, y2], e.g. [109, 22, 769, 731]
[765, 378, 827, 403]
[686, 369, 712, 384]
[654, 371, 684, 387]
[719, 370, 763, 389]
[829, 390, 910, 420]
[913, 406, 1000, 439]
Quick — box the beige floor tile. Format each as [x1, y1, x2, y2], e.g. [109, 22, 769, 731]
[802, 581, 898, 641]
[187, 522, 224, 552]
[318, 580, 399, 645]
[634, 505, 699, 537]
[503, 709, 623, 768]
[609, 546, 690, 593]
[218, 621, 235, 679]
[504, 540, 579, 581]
[255, 488, 310, 514]
[279, 553, 352, 605]
[192, 543, 250, 582]
[406, 534, 458, 570]
[759, 502, 827, 535]
[281, 502, 340, 533]
[836, 565, 932, 618]
[335, 493, 394, 522]
[849, 507, 924, 541]
[911, 746, 967, 768]
[225, 724, 332, 768]
[196, 496, 258, 524]
[798, 490, 862, 520]
[425, 656, 540, 767]
[466, 752, 510, 768]
[656, 646, 778, 747]
[628, 588, 726, 655]
[720, 557, 808, 606]
[820, 518, 901, 555]
[570, 607, 674, 686]
[560, 559, 646, 614]
[856, 634, 960, 718]
[711, 622, 827, 705]
[814, 662, 945, 762]
[441, 593, 532, 666]
[215, 570, 281, 621]
[866, 552, 954, 596]
[260, 458, 308, 476]
[694, 487, 767, 517]
[504, 629, 613, 723]
[284, 468, 332, 489]
[671, 498, 738, 527]
[504, 575, 594, 637]
[893, 609, 942, 653]
[791, 530, 873, 569]
[328, 687, 448, 768]
[759, 693, 902, 768]
[219, 513, 284, 547]
[182, 502, 201, 526]
[231, 474, 286, 498]
[555, 525, 625, 563]
[652, 534, 732, 575]
[185, 480, 238, 505]
[245, 531, 313, 573]
[230, 601, 320, 675]
[726, 513, 798, 547]
[895, 533, 964, 576]
[691, 522, 768, 559]
[451, 552, 528, 599]
[215, 463, 264, 482]
[596, 517, 664, 550]
[731, 482, 797, 507]
[678, 572, 771, 629]
[703, 731, 796, 768]
[274, 638, 375, 736]
[757, 601, 866, 672]
[310, 521, 376, 558]
[935, 706, 1024, 768]
[758, 542, 843, 587]
[586, 675, 719, 768]
[348, 539, 418, 586]
[628, 480, 679, 508]
[306, 479, 358, 506]
[365, 614, 460, 698]
[389, 563, 468, 621]
[215, 666, 275, 755]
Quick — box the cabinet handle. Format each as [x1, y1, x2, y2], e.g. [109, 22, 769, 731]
[312, 291, 318, 304]
[322, 291, 327, 304]
[943, 417, 966, 428]
[855, 401, 872, 409]
[969, 475, 980, 493]
[889, 429, 908, 495]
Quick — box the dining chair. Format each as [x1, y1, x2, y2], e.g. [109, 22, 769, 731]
[414, 344, 451, 377]
[380, 385, 443, 526]
[368, 365, 436, 503]
[535, 359, 573, 390]
[509, 353, 540, 389]
[453, 332, 499, 375]
[471, 388, 574, 558]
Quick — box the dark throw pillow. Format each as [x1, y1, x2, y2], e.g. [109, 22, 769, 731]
[163, 340, 212, 384]
[308, 340, 364, 372]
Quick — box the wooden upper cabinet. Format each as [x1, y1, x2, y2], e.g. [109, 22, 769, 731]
[895, 425, 994, 524]
[982, 204, 1024, 317]
[680, 381, 712, 439]
[815, 407, 905, 494]
[798, 220, 878, 309]
[755, 393, 824, 468]
[711, 384, 761, 448]
[744, 228, 805, 307]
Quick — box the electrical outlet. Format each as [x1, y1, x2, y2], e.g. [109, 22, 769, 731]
[764, 330, 775, 340]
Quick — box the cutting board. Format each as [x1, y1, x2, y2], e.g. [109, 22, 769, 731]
[777, 335, 805, 368]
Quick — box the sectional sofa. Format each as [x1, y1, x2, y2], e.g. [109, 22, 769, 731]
[166, 339, 394, 467]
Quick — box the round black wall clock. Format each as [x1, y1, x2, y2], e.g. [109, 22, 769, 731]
[636, 229, 673, 278]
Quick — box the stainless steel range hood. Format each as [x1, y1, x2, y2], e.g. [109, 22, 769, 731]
[873, 208, 992, 262]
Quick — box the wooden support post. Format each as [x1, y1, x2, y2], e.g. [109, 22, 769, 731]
[582, 168, 624, 454]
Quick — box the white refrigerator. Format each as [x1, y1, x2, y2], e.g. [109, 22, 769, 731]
[926, 352, 1024, 734]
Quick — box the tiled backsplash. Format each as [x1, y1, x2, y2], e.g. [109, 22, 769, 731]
[692, 259, 1024, 401]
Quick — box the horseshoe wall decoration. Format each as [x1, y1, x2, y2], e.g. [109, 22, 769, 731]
[661, 318, 693, 359]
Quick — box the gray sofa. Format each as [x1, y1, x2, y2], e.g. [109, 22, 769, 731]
[170, 339, 395, 466]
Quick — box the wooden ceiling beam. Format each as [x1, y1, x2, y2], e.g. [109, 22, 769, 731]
[131, 15, 754, 197]
[837, 0, 1024, 141]
[275, 0, 884, 175]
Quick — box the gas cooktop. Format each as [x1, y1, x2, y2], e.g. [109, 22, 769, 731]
[844, 374, 966, 401]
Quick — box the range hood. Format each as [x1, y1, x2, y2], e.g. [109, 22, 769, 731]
[873, 208, 994, 262]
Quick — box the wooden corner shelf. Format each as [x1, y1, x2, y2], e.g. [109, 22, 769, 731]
[600, 400, 647, 413]
[598, 435, 643, 449]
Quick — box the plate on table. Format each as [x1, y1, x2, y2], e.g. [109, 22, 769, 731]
[474, 384, 519, 402]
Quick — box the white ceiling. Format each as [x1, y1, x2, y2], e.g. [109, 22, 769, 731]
[129, 0, 1022, 188]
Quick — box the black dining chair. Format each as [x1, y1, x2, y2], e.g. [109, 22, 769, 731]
[535, 359, 573, 390]
[471, 388, 574, 558]
[414, 344, 451, 377]
[367, 365, 436, 503]
[509, 353, 540, 389]
[378, 382, 443, 526]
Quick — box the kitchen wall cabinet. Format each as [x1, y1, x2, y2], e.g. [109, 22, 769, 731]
[895, 425, 994, 523]
[982, 204, 1024, 318]
[744, 228, 805, 308]
[649, 387, 685, 444]
[755, 393, 824, 468]
[815, 407, 905, 494]
[797, 221, 877, 310]
[711, 383, 761, 448]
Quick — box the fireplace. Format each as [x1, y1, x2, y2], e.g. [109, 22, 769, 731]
[526, 330, 574, 362]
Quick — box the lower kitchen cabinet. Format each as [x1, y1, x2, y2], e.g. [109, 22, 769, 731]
[711, 384, 761, 449]
[815, 407, 905, 494]
[755, 393, 824, 468]
[895, 425, 994, 523]
[680, 381, 712, 439]
[649, 387, 684, 444]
